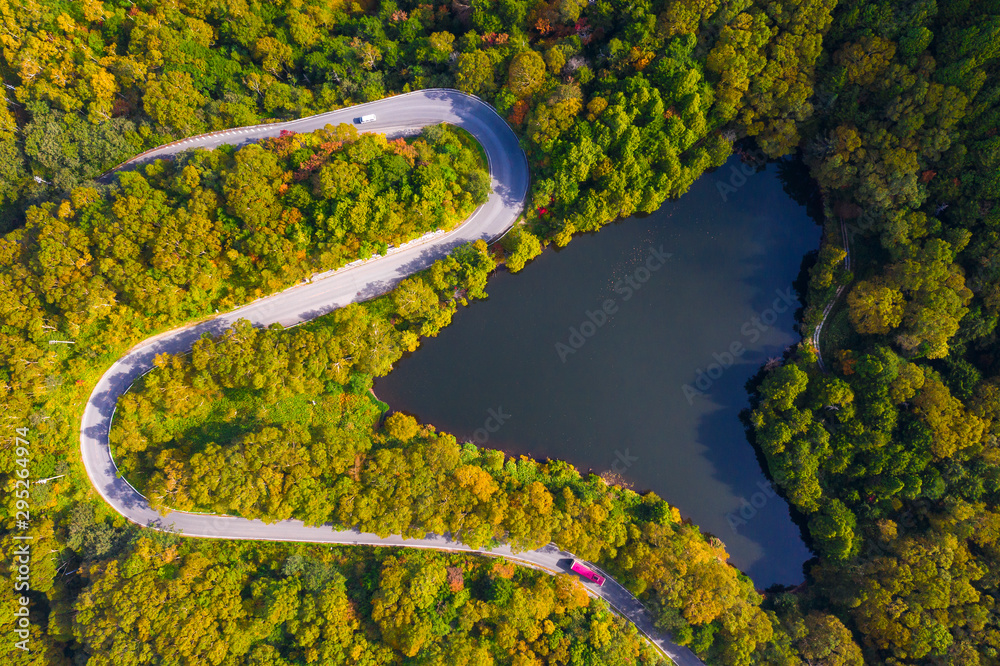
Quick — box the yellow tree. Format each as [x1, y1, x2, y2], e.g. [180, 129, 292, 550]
[143, 71, 207, 135]
[506, 51, 547, 99]
[847, 278, 905, 334]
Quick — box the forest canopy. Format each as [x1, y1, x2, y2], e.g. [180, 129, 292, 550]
[111, 285, 784, 663]
[7, 0, 1000, 664]
[72, 537, 666, 666]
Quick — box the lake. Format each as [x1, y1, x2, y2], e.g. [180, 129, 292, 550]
[374, 156, 822, 586]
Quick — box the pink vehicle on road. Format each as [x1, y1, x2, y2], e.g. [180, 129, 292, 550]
[570, 559, 606, 586]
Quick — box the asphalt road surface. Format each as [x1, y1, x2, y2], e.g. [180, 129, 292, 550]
[80, 89, 704, 666]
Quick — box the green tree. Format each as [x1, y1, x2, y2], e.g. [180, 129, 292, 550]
[455, 51, 496, 95]
[502, 227, 543, 273]
[143, 71, 208, 135]
[808, 499, 857, 560]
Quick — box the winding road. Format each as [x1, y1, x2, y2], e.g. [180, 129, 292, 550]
[80, 90, 704, 665]
[812, 217, 852, 372]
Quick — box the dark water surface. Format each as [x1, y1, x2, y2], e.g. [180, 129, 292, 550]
[375, 157, 822, 586]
